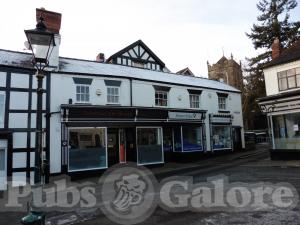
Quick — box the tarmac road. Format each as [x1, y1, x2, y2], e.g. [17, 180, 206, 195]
[75, 146, 300, 225]
[2, 145, 300, 225]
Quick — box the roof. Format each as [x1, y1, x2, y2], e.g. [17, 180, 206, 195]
[106, 39, 165, 68]
[0, 49, 240, 93]
[265, 39, 300, 69]
[257, 88, 300, 102]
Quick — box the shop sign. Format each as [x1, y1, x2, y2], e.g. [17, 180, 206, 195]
[168, 112, 202, 120]
[211, 116, 231, 124]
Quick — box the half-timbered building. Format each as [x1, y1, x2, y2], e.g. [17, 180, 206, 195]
[0, 8, 245, 188]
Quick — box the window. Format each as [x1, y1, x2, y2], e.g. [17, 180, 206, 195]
[136, 127, 163, 165]
[107, 86, 120, 104]
[69, 128, 107, 171]
[155, 91, 168, 106]
[278, 67, 300, 91]
[0, 93, 5, 126]
[212, 125, 232, 150]
[272, 113, 300, 150]
[218, 96, 226, 110]
[132, 61, 145, 69]
[76, 85, 90, 103]
[190, 94, 200, 108]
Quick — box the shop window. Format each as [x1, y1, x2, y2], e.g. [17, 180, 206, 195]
[163, 128, 173, 152]
[68, 128, 107, 171]
[0, 93, 5, 127]
[173, 127, 182, 152]
[136, 127, 163, 165]
[190, 94, 200, 108]
[155, 91, 168, 106]
[0, 149, 4, 170]
[272, 113, 300, 150]
[182, 126, 203, 151]
[76, 85, 90, 103]
[107, 86, 120, 104]
[212, 125, 232, 150]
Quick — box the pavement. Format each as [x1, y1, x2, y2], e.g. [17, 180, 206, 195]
[2, 143, 300, 225]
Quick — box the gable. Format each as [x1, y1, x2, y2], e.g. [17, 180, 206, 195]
[106, 40, 165, 71]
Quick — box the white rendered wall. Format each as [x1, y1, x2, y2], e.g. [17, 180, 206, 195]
[264, 59, 300, 96]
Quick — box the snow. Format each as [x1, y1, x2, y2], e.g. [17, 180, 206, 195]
[0, 49, 240, 93]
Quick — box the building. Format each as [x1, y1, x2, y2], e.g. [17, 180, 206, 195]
[207, 55, 243, 91]
[258, 38, 300, 159]
[0, 8, 245, 188]
[176, 68, 194, 76]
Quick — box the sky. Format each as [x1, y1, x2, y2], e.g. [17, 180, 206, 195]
[1, 0, 300, 77]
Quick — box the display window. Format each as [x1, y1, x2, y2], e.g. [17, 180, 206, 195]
[211, 125, 232, 150]
[272, 113, 300, 150]
[68, 127, 107, 171]
[136, 127, 164, 165]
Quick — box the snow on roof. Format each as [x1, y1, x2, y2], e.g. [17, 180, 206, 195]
[0, 49, 240, 93]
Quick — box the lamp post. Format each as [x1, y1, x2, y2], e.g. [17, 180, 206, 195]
[24, 16, 55, 185]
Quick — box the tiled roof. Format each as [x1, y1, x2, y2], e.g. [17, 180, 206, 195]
[0, 49, 241, 93]
[265, 39, 300, 68]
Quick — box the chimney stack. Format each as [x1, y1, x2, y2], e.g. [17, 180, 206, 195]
[96, 53, 105, 62]
[272, 37, 281, 59]
[36, 8, 62, 70]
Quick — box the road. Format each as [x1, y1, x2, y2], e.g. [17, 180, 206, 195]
[2, 145, 300, 225]
[75, 145, 300, 225]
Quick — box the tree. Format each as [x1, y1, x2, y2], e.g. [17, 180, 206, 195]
[247, 0, 300, 68]
[243, 0, 300, 130]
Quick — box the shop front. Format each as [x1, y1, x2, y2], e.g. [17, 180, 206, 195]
[209, 114, 233, 151]
[259, 92, 300, 158]
[60, 105, 206, 172]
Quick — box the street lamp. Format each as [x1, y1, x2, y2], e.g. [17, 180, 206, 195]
[25, 16, 55, 185]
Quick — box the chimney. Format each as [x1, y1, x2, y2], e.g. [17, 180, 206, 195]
[36, 8, 62, 70]
[96, 53, 105, 62]
[272, 37, 281, 59]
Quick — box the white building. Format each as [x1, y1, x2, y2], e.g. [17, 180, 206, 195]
[258, 38, 300, 159]
[0, 8, 244, 187]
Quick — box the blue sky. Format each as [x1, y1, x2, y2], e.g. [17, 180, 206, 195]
[1, 0, 300, 76]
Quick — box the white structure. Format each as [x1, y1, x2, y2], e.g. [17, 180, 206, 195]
[258, 38, 300, 158]
[0, 8, 244, 187]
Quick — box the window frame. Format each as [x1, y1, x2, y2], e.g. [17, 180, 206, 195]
[155, 90, 168, 107]
[278, 67, 300, 91]
[189, 94, 200, 109]
[75, 84, 90, 104]
[218, 96, 227, 110]
[136, 126, 164, 166]
[68, 127, 108, 172]
[106, 86, 120, 104]
[0, 92, 5, 128]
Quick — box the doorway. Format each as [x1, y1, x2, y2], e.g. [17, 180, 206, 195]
[233, 127, 242, 151]
[0, 140, 7, 190]
[107, 128, 119, 166]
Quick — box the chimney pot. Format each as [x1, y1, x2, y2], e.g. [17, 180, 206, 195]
[272, 37, 281, 59]
[96, 53, 105, 62]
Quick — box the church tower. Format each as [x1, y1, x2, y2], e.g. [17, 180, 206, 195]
[207, 54, 243, 91]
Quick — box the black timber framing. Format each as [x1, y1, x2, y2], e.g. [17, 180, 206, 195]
[106, 40, 166, 68]
[0, 66, 51, 181]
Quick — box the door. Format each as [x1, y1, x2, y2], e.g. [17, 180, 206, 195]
[119, 129, 126, 163]
[233, 127, 242, 151]
[0, 140, 7, 190]
[107, 129, 119, 166]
